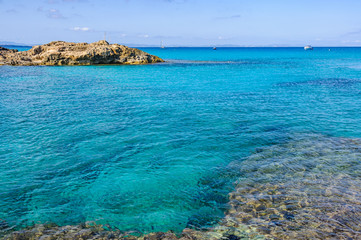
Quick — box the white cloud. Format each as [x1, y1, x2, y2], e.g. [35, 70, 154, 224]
[71, 27, 90, 31]
[36, 6, 65, 19]
[47, 8, 65, 19]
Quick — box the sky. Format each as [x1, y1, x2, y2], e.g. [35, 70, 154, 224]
[1, 0, 361, 46]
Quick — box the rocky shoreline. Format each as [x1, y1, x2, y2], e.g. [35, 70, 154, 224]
[1, 221, 263, 240]
[0, 41, 163, 66]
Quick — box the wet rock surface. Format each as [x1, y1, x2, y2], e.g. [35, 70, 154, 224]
[0, 41, 163, 66]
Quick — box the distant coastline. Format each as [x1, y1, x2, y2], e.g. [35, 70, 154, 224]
[0, 45, 32, 48]
[2, 43, 361, 49]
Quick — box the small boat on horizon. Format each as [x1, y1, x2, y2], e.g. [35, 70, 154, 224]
[213, 47, 217, 50]
[304, 45, 313, 51]
[160, 40, 165, 49]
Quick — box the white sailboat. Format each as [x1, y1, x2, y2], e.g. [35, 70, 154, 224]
[160, 40, 165, 49]
[304, 45, 313, 50]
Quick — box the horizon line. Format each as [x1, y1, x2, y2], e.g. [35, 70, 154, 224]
[2, 44, 361, 48]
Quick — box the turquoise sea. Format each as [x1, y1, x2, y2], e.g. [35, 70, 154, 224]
[1, 47, 361, 237]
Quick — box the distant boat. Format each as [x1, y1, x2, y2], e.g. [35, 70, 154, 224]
[304, 45, 313, 50]
[213, 47, 217, 50]
[160, 41, 165, 49]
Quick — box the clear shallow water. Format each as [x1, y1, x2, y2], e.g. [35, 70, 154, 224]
[226, 133, 361, 239]
[1, 47, 361, 236]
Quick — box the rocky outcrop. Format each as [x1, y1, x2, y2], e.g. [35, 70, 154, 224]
[0, 40, 163, 66]
[0, 47, 17, 52]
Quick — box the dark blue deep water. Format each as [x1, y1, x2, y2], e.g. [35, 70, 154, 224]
[1, 47, 361, 235]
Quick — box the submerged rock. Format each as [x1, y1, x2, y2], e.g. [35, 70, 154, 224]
[7, 134, 361, 239]
[223, 134, 361, 239]
[0, 40, 163, 66]
[2, 223, 211, 240]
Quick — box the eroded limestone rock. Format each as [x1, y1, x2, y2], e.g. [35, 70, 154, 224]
[0, 40, 163, 66]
